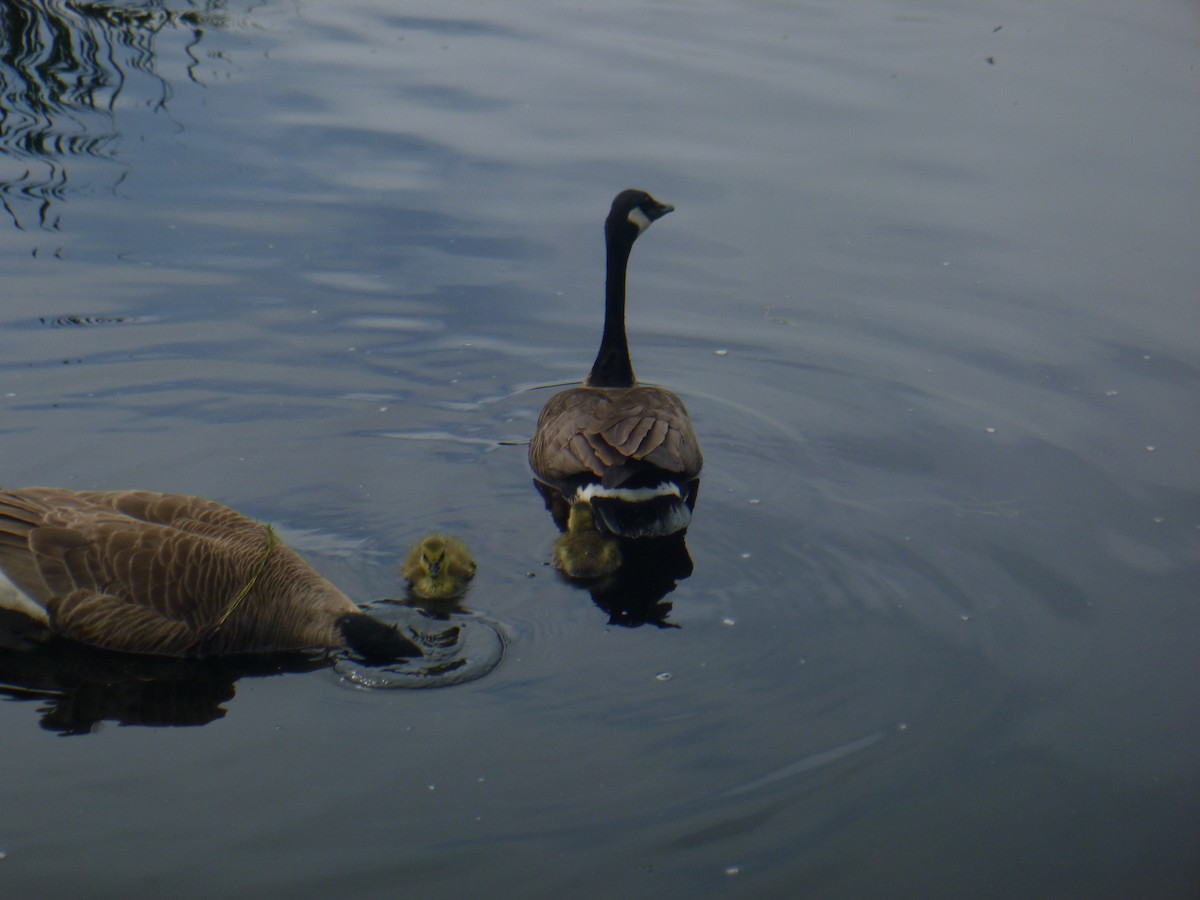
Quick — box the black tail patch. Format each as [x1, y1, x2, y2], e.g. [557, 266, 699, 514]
[590, 494, 692, 539]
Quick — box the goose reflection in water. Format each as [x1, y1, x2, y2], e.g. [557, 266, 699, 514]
[0, 0, 227, 229]
[0, 588, 507, 733]
[0, 610, 326, 734]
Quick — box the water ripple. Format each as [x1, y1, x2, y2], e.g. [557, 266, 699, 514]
[0, 0, 229, 230]
[333, 606, 507, 690]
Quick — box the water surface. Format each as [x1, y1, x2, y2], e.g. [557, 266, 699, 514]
[1, 0, 1196, 897]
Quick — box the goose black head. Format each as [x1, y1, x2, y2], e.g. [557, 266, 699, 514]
[605, 189, 674, 246]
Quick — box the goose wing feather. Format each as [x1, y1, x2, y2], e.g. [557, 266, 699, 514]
[531, 386, 702, 487]
[3, 489, 265, 615]
[0, 488, 351, 655]
[49, 588, 199, 656]
[24, 515, 256, 628]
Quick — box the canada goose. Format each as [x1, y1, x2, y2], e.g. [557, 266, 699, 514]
[528, 189, 702, 538]
[400, 534, 476, 601]
[553, 502, 622, 580]
[0, 487, 421, 661]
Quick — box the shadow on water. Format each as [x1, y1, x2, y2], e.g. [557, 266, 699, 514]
[0, 0, 228, 230]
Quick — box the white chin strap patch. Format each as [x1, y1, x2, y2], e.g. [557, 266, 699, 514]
[627, 207, 653, 233]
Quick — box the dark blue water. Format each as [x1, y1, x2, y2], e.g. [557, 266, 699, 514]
[1, 1, 1196, 897]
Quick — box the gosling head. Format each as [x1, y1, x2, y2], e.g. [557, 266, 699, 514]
[605, 189, 674, 246]
[401, 534, 477, 602]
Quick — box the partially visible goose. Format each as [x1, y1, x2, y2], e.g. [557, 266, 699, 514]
[528, 189, 703, 538]
[0, 487, 421, 661]
[401, 534, 476, 601]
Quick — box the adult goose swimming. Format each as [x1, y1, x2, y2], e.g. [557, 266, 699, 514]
[0, 487, 421, 661]
[528, 189, 702, 538]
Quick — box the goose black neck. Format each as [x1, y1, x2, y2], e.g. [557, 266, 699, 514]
[586, 229, 636, 388]
[337, 612, 421, 663]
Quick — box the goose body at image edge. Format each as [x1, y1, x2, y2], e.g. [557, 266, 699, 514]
[0, 487, 421, 660]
